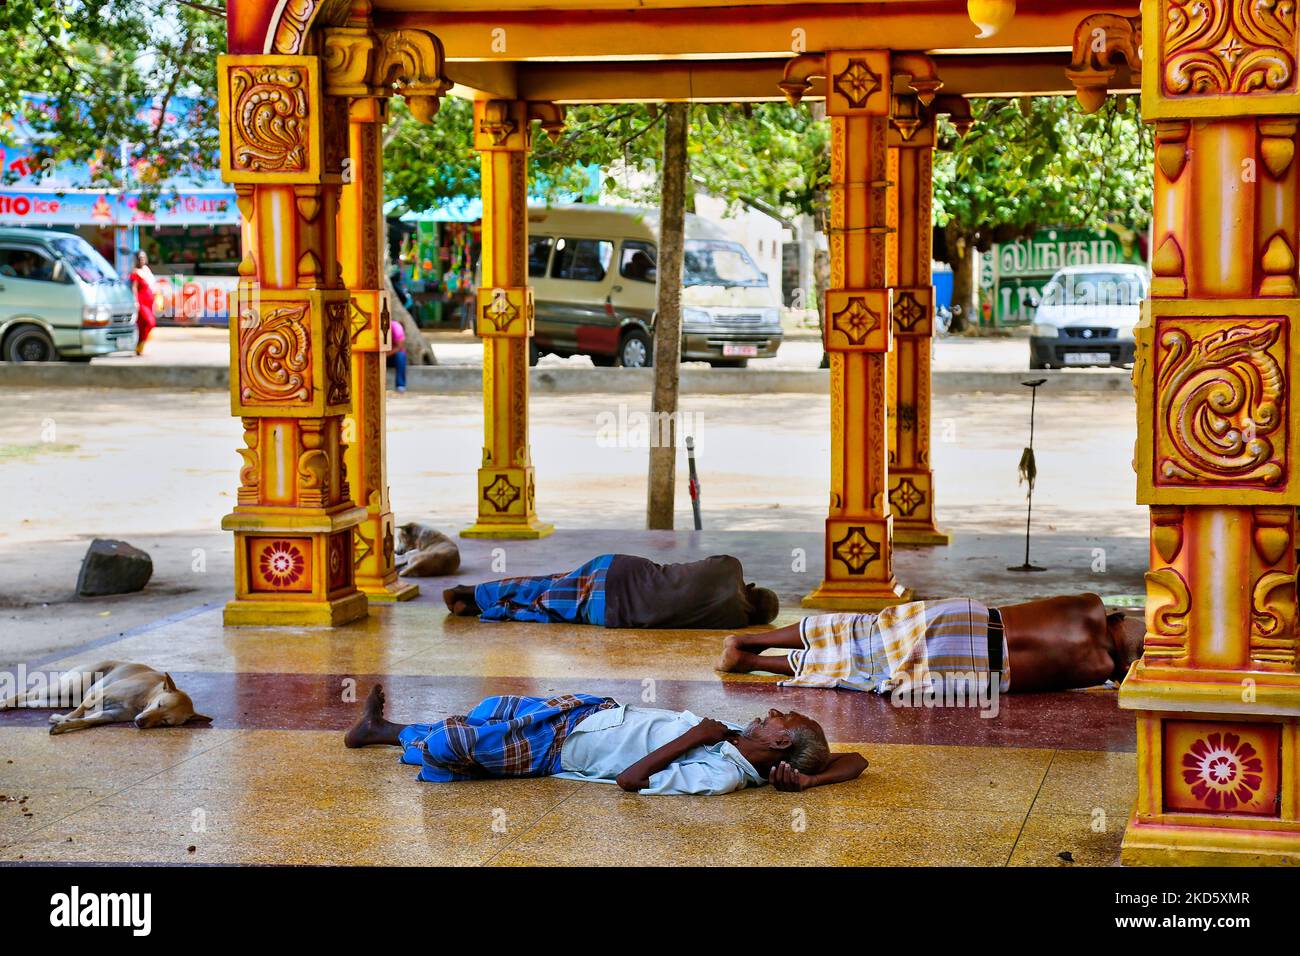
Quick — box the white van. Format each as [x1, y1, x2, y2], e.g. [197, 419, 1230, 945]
[0, 227, 137, 362]
[523, 205, 783, 368]
[1029, 263, 1146, 369]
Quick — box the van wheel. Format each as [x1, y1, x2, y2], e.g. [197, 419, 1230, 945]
[528, 341, 540, 367]
[618, 329, 652, 368]
[4, 325, 57, 363]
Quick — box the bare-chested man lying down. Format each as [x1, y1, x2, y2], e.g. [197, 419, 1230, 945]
[344, 685, 867, 794]
[716, 593, 1145, 696]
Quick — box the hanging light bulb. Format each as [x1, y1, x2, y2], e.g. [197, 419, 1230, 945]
[967, 0, 1016, 38]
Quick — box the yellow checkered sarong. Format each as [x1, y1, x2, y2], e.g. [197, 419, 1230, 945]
[780, 599, 1009, 693]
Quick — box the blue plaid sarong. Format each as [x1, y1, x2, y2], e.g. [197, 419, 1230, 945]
[473, 553, 614, 625]
[397, 693, 619, 783]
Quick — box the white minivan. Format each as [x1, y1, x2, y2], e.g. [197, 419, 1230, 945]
[1029, 262, 1146, 369]
[523, 205, 784, 368]
[0, 227, 137, 362]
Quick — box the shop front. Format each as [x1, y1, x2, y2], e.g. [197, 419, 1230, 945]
[0, 95, 241, 325]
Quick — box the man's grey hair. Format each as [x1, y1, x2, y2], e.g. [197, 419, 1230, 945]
[786, 721, 831, 774]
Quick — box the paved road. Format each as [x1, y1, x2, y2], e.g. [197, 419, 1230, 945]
[95, 325, 1129, 375]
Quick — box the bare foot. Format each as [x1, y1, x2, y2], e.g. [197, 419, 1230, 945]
[716, 635, 746, 673]
[344, 684, 395, 748]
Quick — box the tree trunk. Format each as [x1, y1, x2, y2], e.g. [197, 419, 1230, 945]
[814, 245, 830, 368]
[945, 223, 979, 335]
[383, 269, 437, 365]
[646, 102, 688, 530]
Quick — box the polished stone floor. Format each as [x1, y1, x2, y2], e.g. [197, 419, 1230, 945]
[0, 530, 1137, 866]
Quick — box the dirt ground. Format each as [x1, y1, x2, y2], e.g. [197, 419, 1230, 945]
[0, 382, 1141, 667]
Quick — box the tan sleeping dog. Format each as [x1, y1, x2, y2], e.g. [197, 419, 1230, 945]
[395, 522, 461, 577]
[0, 661, 211, 735]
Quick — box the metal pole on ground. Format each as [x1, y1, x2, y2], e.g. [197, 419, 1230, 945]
[686, 435, 702, 531]
[1008, 377, 1047, 572]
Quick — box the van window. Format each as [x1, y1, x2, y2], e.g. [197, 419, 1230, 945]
[551, 238, 613, 282]
[49, 235, 117, 284]
[0, 245, 56, 282]
[619, 241, 657, 283]
[684, 239, 767, 288]
[528, 236, 554, 278]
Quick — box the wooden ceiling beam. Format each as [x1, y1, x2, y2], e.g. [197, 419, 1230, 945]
[440, 55, 1136, 103]
[375, 1, 1137, 61]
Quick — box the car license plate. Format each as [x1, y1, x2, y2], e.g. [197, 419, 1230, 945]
[722, 344, 758, 357]
[1063, 352, 1110, 365]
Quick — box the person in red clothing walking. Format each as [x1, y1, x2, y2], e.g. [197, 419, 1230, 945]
[128, 251, 159, 355]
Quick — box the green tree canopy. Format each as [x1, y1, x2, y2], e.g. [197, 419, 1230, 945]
[383, 100, 830, 223]
[933, 95, 1152, 248]
[932, 95, 1153, 330]
[0, 0, 226, 192]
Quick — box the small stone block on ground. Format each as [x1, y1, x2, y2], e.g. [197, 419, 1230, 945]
[76, 538, 153, 597]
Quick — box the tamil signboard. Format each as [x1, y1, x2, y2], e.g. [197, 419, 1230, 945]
[978, 226, 1146, 325]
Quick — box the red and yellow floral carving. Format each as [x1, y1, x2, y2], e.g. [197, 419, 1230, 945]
[240, 302, 312, 405]
[1163, 720, 1281, 815]
[228, 64, 311, 174]
[1163, 0, 1298, 97]
[1154, 318, 1287, 488]
[249, 537, 312, 592]
[324, 299, 351, 407]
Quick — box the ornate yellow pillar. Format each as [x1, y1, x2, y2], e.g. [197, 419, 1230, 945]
[217, 54, 367, 626]
[1072, 8, 1300, 864]
[887, 94, 950, 546]
[783, 52, 912, 609]
[324, 20, 448, 601]
[461, 99, 562, 539]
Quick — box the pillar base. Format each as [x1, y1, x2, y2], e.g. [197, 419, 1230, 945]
[223, 591, 368, 627]
[1122, 814, 1300, 866]
[801, 582, 914, 611]
[360, 577, 420, 602]
[894, 525, 952, 546]
[460, 518, 555, 540]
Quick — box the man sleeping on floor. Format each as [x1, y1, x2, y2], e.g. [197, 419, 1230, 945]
[715, 592, 1146, 695]
[344, 685, 867, 795]
[442, 553, 780, 629]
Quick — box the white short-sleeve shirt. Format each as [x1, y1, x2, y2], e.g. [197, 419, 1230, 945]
[557, 705, 764, 796]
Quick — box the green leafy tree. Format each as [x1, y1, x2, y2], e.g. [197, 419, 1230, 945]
[0, 0, 226, 197]
[384, 100, 831, 221]
[933, 95, 1153, 332]
[384, 99, 685, 217]
[688, 102, 829, 222]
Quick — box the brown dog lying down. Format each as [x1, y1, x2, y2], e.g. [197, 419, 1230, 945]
[0, 661, 211, 735]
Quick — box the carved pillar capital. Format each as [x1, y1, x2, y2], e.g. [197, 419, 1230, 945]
[888, 94, 935, 146]
[527, 101, 567, 143]
[322, 25, 450, 121]
[930, 94, 973, 138]
[1064, 12, 1141, 114]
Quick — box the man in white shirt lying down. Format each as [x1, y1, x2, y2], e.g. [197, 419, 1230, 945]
[344, 685, 868, 795]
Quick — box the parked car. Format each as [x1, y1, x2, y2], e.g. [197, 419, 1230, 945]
[0, 227, 137, 362]
[1029, 263, 1146, 369]
[522, 205, 783, 368]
